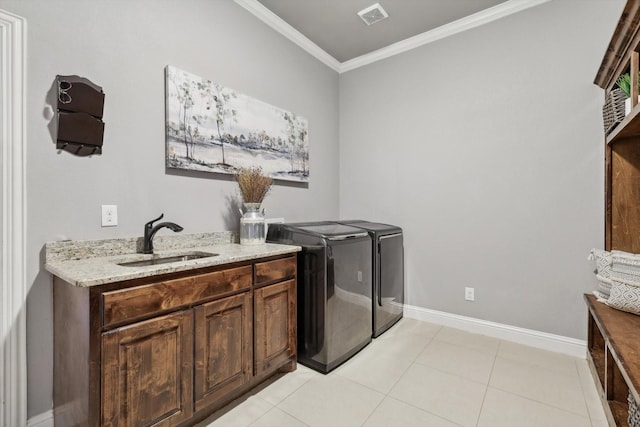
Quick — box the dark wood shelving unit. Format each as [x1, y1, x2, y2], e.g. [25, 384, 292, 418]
[611, 402, 631, 427]
[607, 105, 640, 144]
[587, 1, 640, 426]
[586, 294, 640, 426]
[595, 1, 640, 253]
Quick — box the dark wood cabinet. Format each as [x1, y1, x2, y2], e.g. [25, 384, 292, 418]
[194, 292, 253, 412]
[253, 257, 297, 377]
[254, 279, 296, 376]
[53, 253, 297, 427]
[101, 310, 194, 427]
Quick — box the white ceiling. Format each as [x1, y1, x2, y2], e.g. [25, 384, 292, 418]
[255, 0, 509, 63]
[235, 0, 550, 72]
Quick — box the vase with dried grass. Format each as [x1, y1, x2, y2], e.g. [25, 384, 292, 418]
[235, 166, 273, 245]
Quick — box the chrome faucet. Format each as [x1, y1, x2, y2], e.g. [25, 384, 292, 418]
[143, 213, 184, 254]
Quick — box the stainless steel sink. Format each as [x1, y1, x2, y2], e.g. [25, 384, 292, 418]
[117, 251, 218, 267]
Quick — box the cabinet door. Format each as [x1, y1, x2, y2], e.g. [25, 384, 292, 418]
[101, 310, 193, 427]
[194, 292, 253, 411]
[254, 279, 296, 376]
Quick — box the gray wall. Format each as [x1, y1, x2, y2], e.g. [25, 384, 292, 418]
[0, 0, 627, 420]
[339, 0, 623, 340]
[0, 0, 339, 418]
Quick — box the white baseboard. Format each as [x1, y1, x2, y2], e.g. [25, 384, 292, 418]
[404, 304, 587, 359]
[27, 410, 53, 427]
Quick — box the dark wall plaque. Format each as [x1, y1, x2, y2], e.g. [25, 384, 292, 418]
[55, 75, 105, 156]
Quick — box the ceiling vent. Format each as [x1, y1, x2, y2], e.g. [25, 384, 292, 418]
[357, 3, 389, 26]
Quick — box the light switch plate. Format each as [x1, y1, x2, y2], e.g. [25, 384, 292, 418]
[101, 205, 118, 227]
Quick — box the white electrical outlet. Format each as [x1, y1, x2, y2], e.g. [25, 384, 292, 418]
[101, 205, 118, 227]
[465, 287, 475, 301]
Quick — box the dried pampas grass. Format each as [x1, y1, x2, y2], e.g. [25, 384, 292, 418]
[235, 166, 273, 204]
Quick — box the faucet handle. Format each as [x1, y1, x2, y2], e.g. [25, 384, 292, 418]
[145, 213, 164, 228]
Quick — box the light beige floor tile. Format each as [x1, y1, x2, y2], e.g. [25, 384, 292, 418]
[490, 356, 588, 416]
[363, 331, 433, 363]
[575, 359, 609, 426]
[589, 416, 610, 427]
[415, 340, 497, 384]
[333, 344, 414, 393]
[389, 363, 486, 426]
[363, 397, 461, 427]
[200, 395, 273, 427]
[277, 373, 384, 427]
[197, 319, 601, 427]
[498, 340, 580, 375]
[377, 317, 442, 341]
[250, 407, 309, 427]
[256, 364, 318, 406]
[433, 326, 500, 354]
[477, 387, 591, 427]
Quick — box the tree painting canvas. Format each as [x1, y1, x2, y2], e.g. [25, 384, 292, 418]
[165, 65, 309, 182]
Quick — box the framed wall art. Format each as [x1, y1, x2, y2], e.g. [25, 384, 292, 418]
[165, 65, 309, 182]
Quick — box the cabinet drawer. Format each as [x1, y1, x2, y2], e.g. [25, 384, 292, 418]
[255, 256, 296, 286]
[102, 265, 252, 329]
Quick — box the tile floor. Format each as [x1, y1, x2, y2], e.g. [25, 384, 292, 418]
[196, 318, 608, 427]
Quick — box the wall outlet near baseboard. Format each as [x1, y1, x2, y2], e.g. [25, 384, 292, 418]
[465, 287, 475, 301]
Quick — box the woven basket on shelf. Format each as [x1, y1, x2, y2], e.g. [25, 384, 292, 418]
[602, 88, 627, 135]
[629, 392, 640, 427]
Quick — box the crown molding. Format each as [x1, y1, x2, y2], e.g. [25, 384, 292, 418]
[341, 0, 552, 72]
[236, 0, 552, 74]
[234, 0, 341, 72]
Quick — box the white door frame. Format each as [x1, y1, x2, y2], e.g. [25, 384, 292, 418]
[0, 9, 27, 427]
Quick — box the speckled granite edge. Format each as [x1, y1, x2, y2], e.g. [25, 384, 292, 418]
[45, 243, 301, 287]
[45, 232, 237, 263]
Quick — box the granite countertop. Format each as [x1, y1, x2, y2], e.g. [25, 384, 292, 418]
[44, 232, 300, 287]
